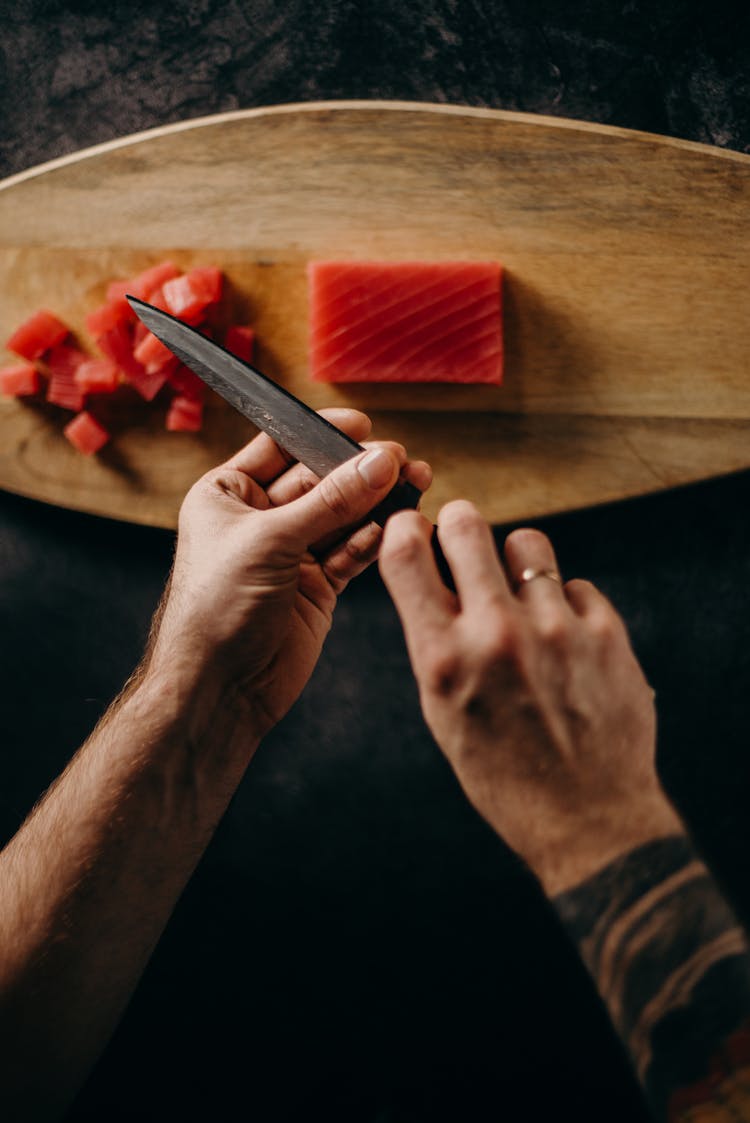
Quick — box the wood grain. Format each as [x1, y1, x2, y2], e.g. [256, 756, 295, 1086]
[1, 101, 748, 527]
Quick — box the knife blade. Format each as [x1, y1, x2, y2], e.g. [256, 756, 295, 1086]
[126, 295, 422, 527]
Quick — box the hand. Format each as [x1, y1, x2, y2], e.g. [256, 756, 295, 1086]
[379, 502, 683, 894]
[146, 408, 431, 746]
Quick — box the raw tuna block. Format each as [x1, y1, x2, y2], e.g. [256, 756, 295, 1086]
[308, 261, 503, 384]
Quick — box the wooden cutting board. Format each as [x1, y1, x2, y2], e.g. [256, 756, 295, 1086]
[1, 100, 749, 527]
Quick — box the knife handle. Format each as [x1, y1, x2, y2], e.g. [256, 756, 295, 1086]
[370, 476, 422, 526]
[371, 478, 456, 592]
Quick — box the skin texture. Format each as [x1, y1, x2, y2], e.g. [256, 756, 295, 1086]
[0, 409, 430, 1123]
[147, 408, 431, 744]
[1, 420, 748, 1123]
[379, 501, 684, 895]
[379, 501, 750, 1122]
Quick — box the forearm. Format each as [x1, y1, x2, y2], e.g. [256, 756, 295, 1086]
[0, 666, 259, 1121]
[550, 833, 750, 1121]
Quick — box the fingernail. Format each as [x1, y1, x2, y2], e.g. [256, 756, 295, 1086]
[357, 448, 395, 490]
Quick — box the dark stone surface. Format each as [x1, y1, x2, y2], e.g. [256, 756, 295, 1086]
[1, 3, 749, 1121]
[2, 0, 750, 179]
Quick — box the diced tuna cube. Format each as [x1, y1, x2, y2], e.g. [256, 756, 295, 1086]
[86, 300, 132, 337]
[166, 395, 203, 431]
[128, 261, 181, 301]
[133, 330, 174, 372]
[0, 363, 42, 396]
[167, 364, 205, 401]
[6, 310, 70, 361]
[96, 322, 145, 380]
[75, 357, 120, 394]
[128, 370, 168, 401]
[63, 411, 110, 454]
[46, 343, 89, 410]
[187, 266, 223, 304]
[106, 279, 131, 304]
[162, 267, 222, 322]
[225, 325, 255, 363]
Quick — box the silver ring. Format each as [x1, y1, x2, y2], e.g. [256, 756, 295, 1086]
[516, 567, 562, 589]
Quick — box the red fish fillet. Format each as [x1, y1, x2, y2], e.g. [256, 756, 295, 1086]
[308, 260, 503, 384]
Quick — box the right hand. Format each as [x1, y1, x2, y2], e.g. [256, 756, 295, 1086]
[145, 408, 431, 748]
[379, 501, 684, 894]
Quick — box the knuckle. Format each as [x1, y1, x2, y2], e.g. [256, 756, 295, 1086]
[320, 558, 348, 595]
[291, 467, 318, 497]
[534, 609, 570, 648]
[422, 649, 463, 698]
[317, 473, 352, 520]
[193, 467, 257, 506]
[589, 608, 622, 644]
[341, 526, 381, 567]
[439, 499, 485, 538]
[505, 526, 552, 553]
[190, 470, 217, 498]
[476, 616, 520, 663]
[381, 518, 427, 566]
[564, 577, 595, 596]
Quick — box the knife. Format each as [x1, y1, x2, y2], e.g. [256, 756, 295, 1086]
[126, 296, 423, 527]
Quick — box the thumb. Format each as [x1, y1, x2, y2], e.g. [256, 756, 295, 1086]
[272, 446, 400, 547]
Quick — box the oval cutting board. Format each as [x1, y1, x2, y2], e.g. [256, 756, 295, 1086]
[1, 100, 749, 527]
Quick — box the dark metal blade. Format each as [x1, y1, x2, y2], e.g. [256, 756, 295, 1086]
[127, 296, 422, 525]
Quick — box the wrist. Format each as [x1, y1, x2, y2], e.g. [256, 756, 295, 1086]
[518, 790, 686, 897]
[132, 658, 263, 778]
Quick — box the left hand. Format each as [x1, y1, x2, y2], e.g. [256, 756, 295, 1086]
[379, 504, 683, 894]
[146, 408, 431, 745]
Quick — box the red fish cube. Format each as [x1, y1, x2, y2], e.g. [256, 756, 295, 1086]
[133, 330, 174, 372]
[63, 411, 110, 454]
[162, 267, 222, 322]
[6, 310, 69, 361]
[129, 370, 168, 401]
[96, 322, 145, 380]
[166, 395, 203, 431]
[46, 343, 89, 410]
[128, 261, 181, 301]
[167, 364, 205, 401]
[106, 279, 131, 304]
[0, 363, 42, 396]
[225, 325, 255, 363]
[85, 300, 132, 337]
[75, 357, 119, 394]
[187, 266, 223, 304]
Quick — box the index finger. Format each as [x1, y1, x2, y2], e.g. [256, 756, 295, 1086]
[379, 511, 457, 660]
[222, 408, 373, 485]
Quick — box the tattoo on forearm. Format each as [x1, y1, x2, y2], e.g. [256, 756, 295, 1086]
[553, 837, 750, 1121]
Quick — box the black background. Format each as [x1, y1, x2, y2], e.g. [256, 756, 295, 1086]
[1, 3, 749, 1121]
